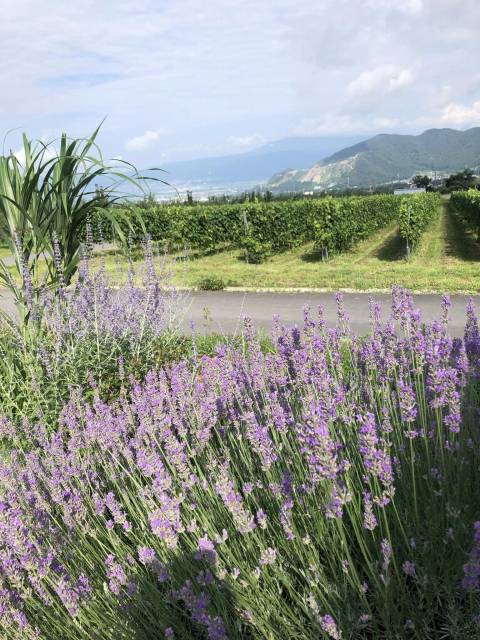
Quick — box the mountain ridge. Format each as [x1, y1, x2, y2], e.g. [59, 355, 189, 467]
[268, 127, 480, 190]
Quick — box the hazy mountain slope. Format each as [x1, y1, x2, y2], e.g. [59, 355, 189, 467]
[268, 128, 480, 189]
[161, 135, 362, 184]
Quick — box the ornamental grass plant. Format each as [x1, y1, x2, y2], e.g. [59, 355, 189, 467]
[0, 128, 151, 321]
[1, 288, 480, 639]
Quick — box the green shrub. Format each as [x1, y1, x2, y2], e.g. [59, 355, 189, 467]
[197, 275, 226, 290]
[241, 235, 272, 263]
[398, 193, 441, 256]
[450, 189, 480, 240]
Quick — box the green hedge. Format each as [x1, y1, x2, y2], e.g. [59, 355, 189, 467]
[450, 189, 480, 240]
[96, 194, 402, 262]
[103, 202, 244, 251]
[311, 194, 401, 258]
[398, 193, 441, 255]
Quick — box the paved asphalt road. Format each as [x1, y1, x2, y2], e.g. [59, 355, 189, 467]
[177, 291, 478, 337]
[1, 289, 478, 337]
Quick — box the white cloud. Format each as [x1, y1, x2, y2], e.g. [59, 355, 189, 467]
[438, 101, 480, 126]
[14, 144, 57, 166]
[366, 0, 423, 13]
[125, 130, 165, 151]
[347, 65, 414, 99]
[389, 69, 414, 90]
[294, 113, 401, 135]
[399, 0, 423, 11]
[375, 117, 402, 129]
[226, 134, 267, 148]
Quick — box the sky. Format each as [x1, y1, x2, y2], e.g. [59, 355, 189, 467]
[1, 0, 480, 167]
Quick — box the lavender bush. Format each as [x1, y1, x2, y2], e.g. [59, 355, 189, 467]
[0, 240, 183, 420]
[1, 289, 480, 638]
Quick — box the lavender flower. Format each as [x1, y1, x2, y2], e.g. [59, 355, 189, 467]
[397, 379, 418, 425]
[380, 538, 392, 579]
[149, 495, 183, 549]
[138, 547, 157, 565]
[215, 465, 255, 534]
[402, 561, 416, 579]
[195, 536, 217, 564]
[320, 614, 342, 639]
[243, 410, 278, 469]
[105, 555, 127, 596]
[463, 522, 480, 590]
[358, 412, 393, 491]
[259, 547, 277, 566]
[363, 492, 378, 531]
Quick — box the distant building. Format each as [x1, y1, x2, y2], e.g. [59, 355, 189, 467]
[393, 187, 426, 195]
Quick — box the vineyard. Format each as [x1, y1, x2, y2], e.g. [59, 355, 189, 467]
[450, 189, 480, 241]
[100, 193, 443, 265]
[2, 190, 479, 292]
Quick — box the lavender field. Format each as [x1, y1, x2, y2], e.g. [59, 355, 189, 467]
[3, 0, 480, 636]
[1, 261, 480, 638]
[1, 133, 480, 640]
